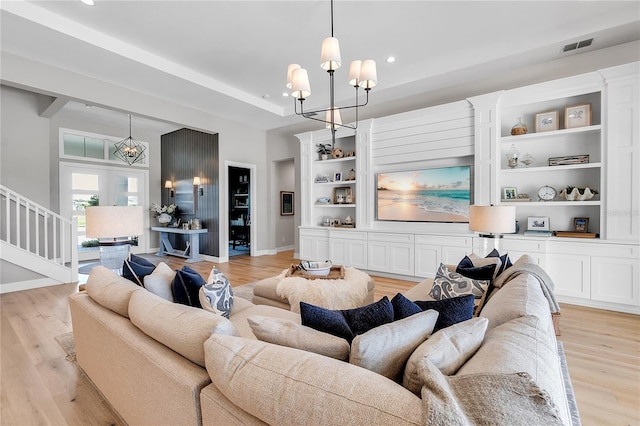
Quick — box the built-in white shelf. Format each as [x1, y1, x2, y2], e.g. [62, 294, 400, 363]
[500, 124, 602, 143]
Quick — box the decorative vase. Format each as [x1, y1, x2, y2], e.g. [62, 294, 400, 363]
[320, 154, 329, 161]
[158, 213, 172, 226]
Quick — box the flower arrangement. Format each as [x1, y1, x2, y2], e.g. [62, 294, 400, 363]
[150, 203, 177, 218]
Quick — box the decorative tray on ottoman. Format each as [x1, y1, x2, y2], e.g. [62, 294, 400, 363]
[286, 264, 345, 280]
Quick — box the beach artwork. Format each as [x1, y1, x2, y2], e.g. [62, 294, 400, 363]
[376, 166, 470, 222]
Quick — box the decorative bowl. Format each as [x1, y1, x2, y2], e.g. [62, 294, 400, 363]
[559, 187, 598, 201]
[297, 260, 332, 276]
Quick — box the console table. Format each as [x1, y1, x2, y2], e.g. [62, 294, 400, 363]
[151, 226, 208, 263]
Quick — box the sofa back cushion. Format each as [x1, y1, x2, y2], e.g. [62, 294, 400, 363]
[480, 273, 553, 334]
[86, 265, 142, 318]
[204, 334, 423, 426]
[129, 290, 238, 367]
[456, 315, 570, 425]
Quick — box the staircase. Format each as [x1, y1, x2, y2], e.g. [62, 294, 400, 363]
[0, 185, 78, 293]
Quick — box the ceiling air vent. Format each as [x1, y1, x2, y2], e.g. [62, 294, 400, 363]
[562, 38, 594, 53]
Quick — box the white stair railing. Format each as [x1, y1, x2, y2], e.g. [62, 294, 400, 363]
[0, 185, 78, 283]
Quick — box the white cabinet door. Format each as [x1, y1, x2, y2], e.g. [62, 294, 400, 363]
[299, 230, 329, 261]
[330, 238, 367, 269]
[547, 254, 591, 299]
[441, 246, 469, 266]
[388, 243, 415, 276]
[415, 244, 441, 278]
[367, 240, 389, 272]
[591, 256, 640, 306]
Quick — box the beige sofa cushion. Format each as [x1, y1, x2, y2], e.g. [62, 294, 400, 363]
[403, 317, 488, 394]
[247, 315, 351, 360]
[456, 315, 570, 425]
[204, 334, 423, 426]
[481, 273, 553, 334]
[86, 265, 142, 318]
[129, 290, 238, 367]
[350, 310, 439, 382]
[143, 262, 175, 302]
[229, 303, 301, 339]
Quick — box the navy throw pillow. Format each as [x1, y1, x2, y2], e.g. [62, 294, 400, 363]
[171, 266, 205, 308]
[455, 256, 497, 281]
[340, 296, 394, 336]
[390, 293, 423, 320]
[415, 294, 475, 332]
[300, 302, 353, 342]
[486, 249, 512, 276]
[122, 255, 156, 286]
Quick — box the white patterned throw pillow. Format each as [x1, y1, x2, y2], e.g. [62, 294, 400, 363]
[430, 263, 489, 315]
[202, 268, 234, 318]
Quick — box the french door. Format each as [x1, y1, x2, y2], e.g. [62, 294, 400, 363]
[60, 162, 148, 261]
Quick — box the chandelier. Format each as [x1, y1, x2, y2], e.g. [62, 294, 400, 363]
[114, 114, 147, 166]
[287, 0, 377, 148]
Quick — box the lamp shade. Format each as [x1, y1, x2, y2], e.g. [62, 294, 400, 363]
[85, 206, 144, 239]
[469, 205, 516, 235]
[286, 63, 301, 89]
[164, 180, 173, 189]
[359, 59, 377, 89]
[320, 37, 341, 70]
[291, 68, 311, 99]
[193, 177, 201, 186]
[348, 60, 362, 86]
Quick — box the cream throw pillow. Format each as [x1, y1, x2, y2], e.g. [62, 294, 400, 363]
[349, 310, 439, 382]
[247, 315, 350, 360]
[86, 265, 142, 318]
[403, 317, 488, 394]
[143, 262, 175, 302]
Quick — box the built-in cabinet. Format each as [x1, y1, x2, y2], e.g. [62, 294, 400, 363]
[297, 62, 639, 314]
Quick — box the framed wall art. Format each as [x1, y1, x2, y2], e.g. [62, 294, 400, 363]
[280, 191, 294, 216]
[565, 104, 592, 129]
[535, 111, 559, 133]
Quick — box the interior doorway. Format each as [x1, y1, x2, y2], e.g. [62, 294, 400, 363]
[228, 166, 251, 257]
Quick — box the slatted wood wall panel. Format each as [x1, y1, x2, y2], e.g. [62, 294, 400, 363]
[161, 128, 219, 257]
[371, 100, 474, 166]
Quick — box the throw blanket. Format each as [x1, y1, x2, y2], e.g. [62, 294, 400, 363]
[276, 267, 370, 313]
[493, 261, 561, 313]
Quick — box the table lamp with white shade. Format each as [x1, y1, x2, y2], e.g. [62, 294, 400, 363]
[85, 206, 144, 272]
[469, 205, 516, 255]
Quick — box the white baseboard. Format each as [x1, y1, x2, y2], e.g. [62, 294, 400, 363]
[276, 245, 295, 253]
[0, 278, 63, 294]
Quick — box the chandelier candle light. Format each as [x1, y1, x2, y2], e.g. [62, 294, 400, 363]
[114, 114, 147, 166]
[287, 0, 377, 148]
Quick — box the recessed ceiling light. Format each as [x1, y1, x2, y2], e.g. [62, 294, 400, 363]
[282, 92, 289, 97]
[385, 56, 396, 63]
[81, 0, 95, 5]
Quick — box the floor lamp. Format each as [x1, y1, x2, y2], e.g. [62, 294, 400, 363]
[469, 205, 516, 256]
[85, 206, 144, 272]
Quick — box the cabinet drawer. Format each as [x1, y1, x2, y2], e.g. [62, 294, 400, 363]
[368, 232, 414, 244]
[548, 241, 638, 257]
[329, 230, 367, 241]
[501, 238, 546, 253]
[300, 228, 329, 238]
[415, 234, 471, 247]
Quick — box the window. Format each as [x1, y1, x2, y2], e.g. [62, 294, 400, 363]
[60, 128, 149, 166]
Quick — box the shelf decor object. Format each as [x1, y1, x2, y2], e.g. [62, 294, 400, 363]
[559, 186, 598, 201]
[505, 144, 520, 168]
[535, 111, 559, 132]
[287, 0, 377, 148]
[548, 155, 589, 166]
[573, 217, 589, 232]
[469, 205, 516, 254]
[510, 117, 528, 135]
[565, 104, 592, 128]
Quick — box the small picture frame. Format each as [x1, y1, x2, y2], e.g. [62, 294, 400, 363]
[330, 218, 341, 227]
[333, 172, 342, 182]
[535, 111, 559, 133]
[565, 104, 592, 129]
[333, 186, 351, 204]
[503, 187, 517, 200]
[280, 191, 294, 216]
[573, 217, 589, 233]
[527, 216, 550, 231]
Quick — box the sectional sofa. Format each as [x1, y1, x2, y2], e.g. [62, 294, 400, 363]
[69, 257, 577, 425]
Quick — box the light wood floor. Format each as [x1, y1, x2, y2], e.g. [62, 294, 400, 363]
[1, 250, 638, 425]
